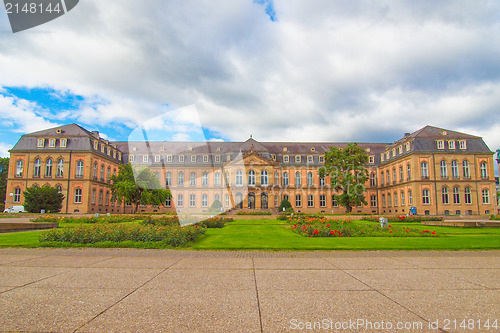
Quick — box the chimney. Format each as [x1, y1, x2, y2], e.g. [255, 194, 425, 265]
[404, 132, 410, 137]
[91, 131, 99, 138]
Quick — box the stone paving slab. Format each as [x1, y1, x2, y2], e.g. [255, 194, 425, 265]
[0, 249, 498, 333]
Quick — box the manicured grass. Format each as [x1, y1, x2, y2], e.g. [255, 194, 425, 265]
[192, 219, 500, 250]
[0, 230, 42, 247]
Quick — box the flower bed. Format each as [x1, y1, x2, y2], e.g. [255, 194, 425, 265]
[287, 217, 437, 237]
[141, 216, 233, 228]
[39, 224, 205, 247]
[31, 215, 143, 223]
[236, 211, 272, 215]
[364, 216, 444, 223]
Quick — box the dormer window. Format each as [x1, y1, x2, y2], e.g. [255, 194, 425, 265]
[369, 156, 374, 164]
[166, 155, 173, 163]
[94, 141, 99, 150]
[295, 155, 301, 163]
[448, 140, 456, 149]
[179, 155, 185, 163]
[437, 140, 444, 149]
[381, 154, 385, 162]
[60, 138, 67, 148]
[129, 155, 135, 162]
[203, 155, 209, 163]
[143, 155, 148, 163]
[49, 138, 56, 148]
[155, 155, 160, 162]
[100, 144, 105, 153]
[283, 155, 289, 163]
[405, 142, 411, 151]
[215, 155, 221, 163]
[191, 155, 196, 162]
[307, 155, 313, 164]
[319, 156, 324, 163]
[37, 138, 45, 148]
[392, 149, 396, 157]
[459, 140, 467, 149]
[398, 146, 403, 154]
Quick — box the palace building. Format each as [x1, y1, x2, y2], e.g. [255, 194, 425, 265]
[4, 124, 498, 216]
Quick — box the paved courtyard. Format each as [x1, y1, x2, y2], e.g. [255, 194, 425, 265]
[0, 248, 498, 332]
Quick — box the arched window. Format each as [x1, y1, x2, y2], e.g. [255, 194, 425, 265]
[453, 187, 460, 204]
[202, 172, 209, 186]
[201, 194, 208, 207]
[261, 170, 268, 186]
[451, 160, 459, 178]
[386, 170, 390, 184]
[440, 160, 447, 178]
[91, 188, 96, 205]
[464, 186, 472, 204]
[480, 162, 488, 179]
[15, 160, 23, 177]
[236, 170, 243, 186]
[248, 170, 256, 186]
[45, 159, 53, 177]
[392, 168, 396, 183]
[420, 162, 429, 179]
[442, 186, 449, 204]
[99, 189, 103, 205]
[462, 160, 470, 178]
[400, 191, 405, 206]
[408, 190, 413, 205]
[56, 159, 64, 177]
[369, 172, 376, 187]
[407, 163, 411, 180]
[380, 171, 384, 185]
[75, 160, 84, 178]
[107, 166, 111, 182]
[74, 188, 83, 203]
[274, 171, 279, 185]
[190, 172, 197, 186]
[93, 162, 98, 179]
[282, 172, 289, 186]
[307, 172, 313, 186]
[33, 158, 41, 177]
[177, 172, 184, 186]
[295, 172, 301, 186]
[105, 191, 110, 206]
[13, 187, 21, 202]
[399, 165, 404, 181]
[55, 185, 62, 193]
[214, 194, 220, 202]
[214, 172, 221, 186]
[422, 189, 430, 204]
[165, 171, 172, 186]
[100, 164, 105, 181]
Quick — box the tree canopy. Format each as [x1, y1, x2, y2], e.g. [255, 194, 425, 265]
[0, 158, 8, 210]
[23, 185, 64, 213]
[110, 164, 171, 213]
[319, 143, 369, 213]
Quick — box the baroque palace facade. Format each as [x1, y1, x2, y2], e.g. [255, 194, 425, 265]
[4, 124, 498, 216]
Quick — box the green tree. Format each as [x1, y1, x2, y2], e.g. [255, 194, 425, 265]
[0, 157, 8, 211]
[278, 198, 293, 212]
[111, 164, 171, 213]
[23, 185, 64, 213]
[208, 199, 223, 214]
[319, 143, 369, 213]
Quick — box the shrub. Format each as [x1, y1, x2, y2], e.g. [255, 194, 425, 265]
[23, 185, 64, 213]
[364, 216, 444, 223]
[236, 211, 272, 215]
[196, 217, 233, 228]
[208, 199, 223, 214]
[39, 224, 205, 247]
[141, 216, 180, 226]
[490, 215, 500, 221]
[31, 215, 143, 224]
[278, 199, 293, 213]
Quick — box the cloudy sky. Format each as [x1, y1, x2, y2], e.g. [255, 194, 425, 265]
[1, 0, 500, 158]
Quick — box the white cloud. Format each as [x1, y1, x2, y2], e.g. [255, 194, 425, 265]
[0, 142, 11, 158]
[0, 95, 60, 133]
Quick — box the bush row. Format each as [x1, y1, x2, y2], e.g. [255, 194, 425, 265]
[31, 215, 144, 223]
[236, 211, 273, 215]
[364, 216, 444, 223]
[141, 216, 233, 228]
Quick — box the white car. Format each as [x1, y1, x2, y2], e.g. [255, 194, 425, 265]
[3, 206, 27, 213]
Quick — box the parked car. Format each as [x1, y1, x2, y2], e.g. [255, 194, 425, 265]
[3, 206, 27, 213]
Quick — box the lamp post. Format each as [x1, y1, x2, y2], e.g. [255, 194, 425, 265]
[8, 193, 13, 216]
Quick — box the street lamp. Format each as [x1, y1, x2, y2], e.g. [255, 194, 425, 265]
[8, 193, 13, 215]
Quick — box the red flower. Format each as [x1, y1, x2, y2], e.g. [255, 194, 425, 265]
[389, 231, 393, 233]
[431, 231, 436, 235]
[313, 229, 319, 235]
[388, 225, 392, 227]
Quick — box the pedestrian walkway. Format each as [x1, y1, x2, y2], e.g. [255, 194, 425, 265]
[0, 248, 498, 332]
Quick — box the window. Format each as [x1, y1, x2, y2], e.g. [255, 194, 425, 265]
[382, 194, 386, 207]
[392, 168, 396, 183]
[465, 187, 472, 204]
[34, 158, 41, 177]
[165, 196, 171, 207]
[13, 187, 21, 202]
[392, 149, 396, 157]
[45, 159, 53, 177]
[307, 155, 313, 164]
[448, 140, 455, 149]
[215, 155, 221, 163]
[189, 194, 196, 207]
[261, 170, 268, 186]
[399, 166, 404, 181]
[369, 156, 374, 164]
[380, 172, 384, 186]
[482, 189, 490, 204]
[203, 155, 209, 163]
[214, 194, 220, 203]
[307, 195, 314, 207]
[295, 194, 302, 207]
[15, 160, 23, 177]
[407, 164, 411, 180]
[319, 156, 325, 163]
[283, 155, 289, 163]
[93, 162, 98, 179]
[37, 138, 45, 148]
[100, 164, 105, 181]
[370, 195, 377, 207]
[480, 162, 488, 179]
[143, 155, 149, 163]
[437, 140, 444, 149]
[421, 162, 429, 179]
[274, 172, 279, 185]
[462, 160, 470, 178]
[453, 187, 460, 204]
[191, 155, 196, 163]
[388, 193, 392, 207]
[398, 146, 403, 154]
[295, 172, 301, 186]
[100, 144, 105, 153]
[320, 194, 326, 207]
[442, 187, 449, 204]
[440, 161, 447, 178]
[98, 190, 103, 205]
[226, 154, 231, 161]
[225, 194, 230, 207]
[60, 138, 67, 148]
[393, 192, 398, 206]
[381, 154, 385, 162]
[406, 142, 411, 151]
[408, 190, 413, 205]
[91, 188, 96, 204]
[190, 172, 197, 186]
[165, 172, 172, 186]
[94, 141, 99, 150]
[248, 170, 256, 186]
[177, 172, 184, 186]
[451, 160, 459, 178]
[177, 194, 183, 207]
[307, 172, 313, 186]
[56, 159, 64, 177]
[214, 172, 221, 186]
[166, 155, 173, 163]
[369, 173, 376, 187]
[320, 177, 325, 186]
[74, 188, 83, 203]
[55, 185, 62, 193]
[129, 155, 135, 162]
[400, 191, 405, 206]
[422, 189, 430, 205]
[459, 140, 467, 149]
[179, 155, 185, 163]
[202, 194, 208, 207]
[295, 155, 301, 163]
[283, 172, 289, 186]
[386, 171, 390, 184]
[202, 172, 209, 186]
[236, 170, 243, 186]
[332, 196, 339, 207]
[76, 160, 84, 178]
[154, 155, 160, 162]
[107, 167, 111, 182]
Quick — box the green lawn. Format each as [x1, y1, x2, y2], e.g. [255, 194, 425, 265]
[1, 218, 500, 250]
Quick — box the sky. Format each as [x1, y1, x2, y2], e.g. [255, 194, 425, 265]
[1, 0, 500, 161]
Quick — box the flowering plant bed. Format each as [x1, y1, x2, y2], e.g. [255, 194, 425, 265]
[364, 216, 444, 223]
[141, 216, 233, 228]
[31, 215, 144, 223]
[236, 211, 272, 215]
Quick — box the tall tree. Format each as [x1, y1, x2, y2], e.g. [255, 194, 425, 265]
[0, 158, 9, 210]
[319, 143, 369, 213]
[23, 185, 64, 213]
[110, 164, 170, 213]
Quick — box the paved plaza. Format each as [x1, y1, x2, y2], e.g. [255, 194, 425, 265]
[0, 248, 498, 332]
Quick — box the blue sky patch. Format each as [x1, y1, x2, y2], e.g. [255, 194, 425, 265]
[253, 0, 277, 21]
